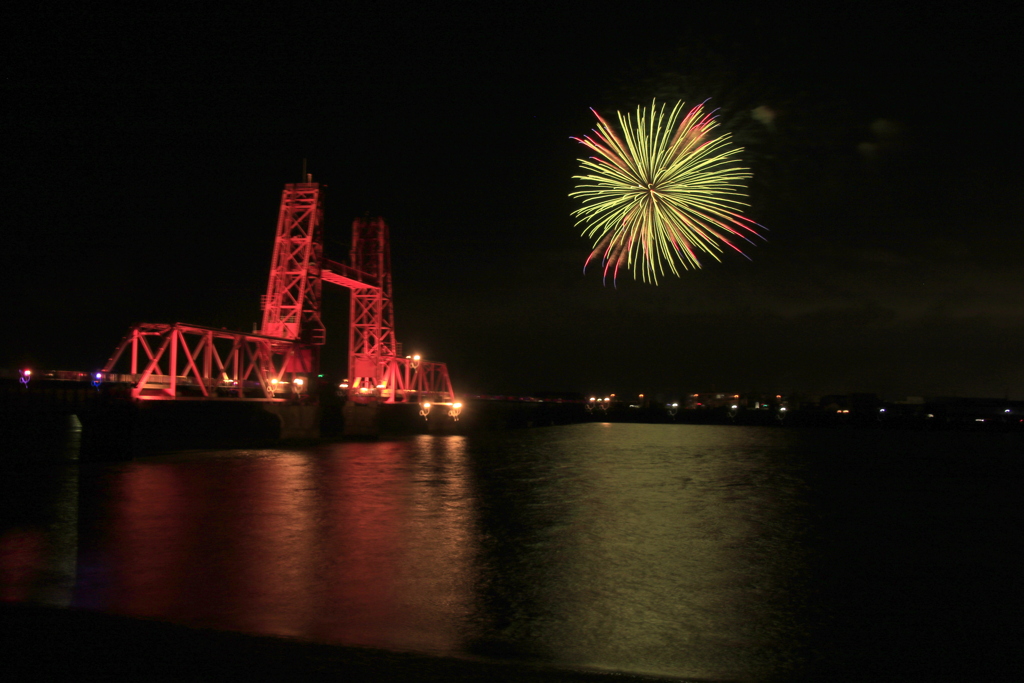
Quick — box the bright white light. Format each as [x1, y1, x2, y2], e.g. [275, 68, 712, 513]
[423, 401, 431, 409]
[453, 402, 462, 409]
[731, 405, 738, 409]
[294, 378, 304, 387]
[780, 407, 787, 412]
[271, 378, 279, 385]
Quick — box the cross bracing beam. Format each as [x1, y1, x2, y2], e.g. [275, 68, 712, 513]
[321, 259, 378, 291]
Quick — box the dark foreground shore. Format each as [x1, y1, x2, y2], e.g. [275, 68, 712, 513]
[1, 603, 680, 683]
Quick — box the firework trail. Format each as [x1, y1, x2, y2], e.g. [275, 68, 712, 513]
[571, 100, 764, 285]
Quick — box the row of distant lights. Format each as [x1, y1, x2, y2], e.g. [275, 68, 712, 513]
[18, 370, 1015, 422]
[589, 397, 686, 408]
[836, 407, 1016, 420]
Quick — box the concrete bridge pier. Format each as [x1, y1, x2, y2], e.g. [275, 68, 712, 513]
[342, 400, 380, 437]
[263, 404, 321, 440]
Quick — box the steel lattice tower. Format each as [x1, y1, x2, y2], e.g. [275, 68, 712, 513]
[259, 182, 325, 373]
[322, 216, 454, 404]
[347, 216, 397, 385]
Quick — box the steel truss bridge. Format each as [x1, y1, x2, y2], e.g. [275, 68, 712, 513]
[101, 181, 457, 413]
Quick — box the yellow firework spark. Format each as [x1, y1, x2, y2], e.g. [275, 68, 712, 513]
[571, 99, 763, 285]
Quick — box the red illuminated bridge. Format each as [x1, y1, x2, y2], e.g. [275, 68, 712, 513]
[99, 180, 460, 429]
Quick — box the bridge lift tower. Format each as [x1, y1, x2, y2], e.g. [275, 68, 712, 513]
[102, 180, 458, 431]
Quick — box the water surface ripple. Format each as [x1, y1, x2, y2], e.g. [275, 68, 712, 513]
[3, 423, 1022, 680]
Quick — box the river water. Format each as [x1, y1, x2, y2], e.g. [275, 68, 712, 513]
[2, 423, 1022, 680]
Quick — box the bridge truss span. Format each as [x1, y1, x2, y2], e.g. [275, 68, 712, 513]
[102, 323, 314, 401]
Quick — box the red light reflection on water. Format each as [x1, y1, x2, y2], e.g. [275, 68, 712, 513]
[313, 442, 411, 644]
[81, 439, 478, 654]
[0, 528, 46, 602]
[103, 464, 191, 616]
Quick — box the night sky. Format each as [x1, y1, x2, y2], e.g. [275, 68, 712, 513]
[3, 5, 1020, 400]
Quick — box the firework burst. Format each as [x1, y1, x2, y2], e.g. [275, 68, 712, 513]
[571, 99, 764, 285]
